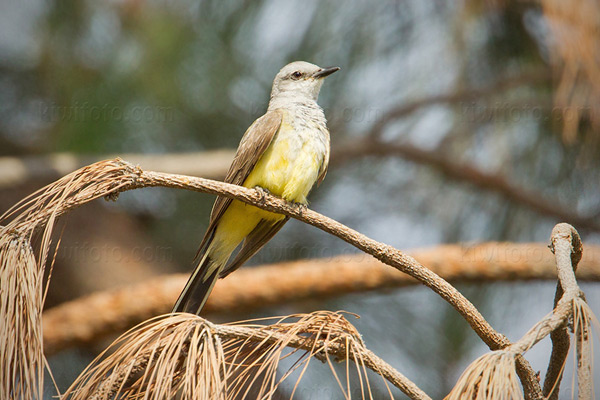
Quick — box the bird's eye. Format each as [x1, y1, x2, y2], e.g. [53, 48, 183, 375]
[291, 71, 303, 79]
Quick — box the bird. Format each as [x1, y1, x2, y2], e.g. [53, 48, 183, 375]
[173, 61, 340, 315]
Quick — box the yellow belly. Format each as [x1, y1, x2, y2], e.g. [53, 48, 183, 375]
[244, 121, 323, 204]
[210, 122, 326, 261]
[210, 199, 274, 263]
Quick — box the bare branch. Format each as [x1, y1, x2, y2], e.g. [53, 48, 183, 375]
[133, 168, 507, 343]
[42, 243, 600, 355]
[505, 225, 592, 399]
[543, 224, 584, 399]
[134, 162, 546, 397]
[448, 223, 595, 399]
[508, 234, 583, 354]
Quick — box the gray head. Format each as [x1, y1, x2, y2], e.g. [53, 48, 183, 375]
[270, 61, 339, 102]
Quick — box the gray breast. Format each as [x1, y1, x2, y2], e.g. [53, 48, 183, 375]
[289, 101, 328, 135]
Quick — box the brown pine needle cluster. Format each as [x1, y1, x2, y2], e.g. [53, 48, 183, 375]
[62, 311, 392, 400]
[0, 159, 142, 399]
[541, 0, 600, 143]
[446, 351, 522, 400]
[572, 298, 597, 399]
[0, 236, 44, 400]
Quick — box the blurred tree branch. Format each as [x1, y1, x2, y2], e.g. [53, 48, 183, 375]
[0, 150, 233, 188]
[3, 134, 598, 235]
[363, 68, 552, 139]
[42, 242, 600, 355]
[332, 139, 600, 232]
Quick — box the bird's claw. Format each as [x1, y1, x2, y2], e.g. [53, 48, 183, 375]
[291, 200, 308, 216]
[254, 186, 271, 205]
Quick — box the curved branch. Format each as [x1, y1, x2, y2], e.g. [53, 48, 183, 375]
[4, 158, 542, 397]
[447, 224, 592, 400]
[543, 224, 584, 399]
[124, 162, 542, 397]
[135, 168, 510, 344]
[508, 224, 584, 354]
[42, 243, 600, 355]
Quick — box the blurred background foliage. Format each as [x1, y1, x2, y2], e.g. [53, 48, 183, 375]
[1, 0, 599, 398]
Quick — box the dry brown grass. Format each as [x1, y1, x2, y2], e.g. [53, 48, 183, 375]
[61, 314, 227, 400]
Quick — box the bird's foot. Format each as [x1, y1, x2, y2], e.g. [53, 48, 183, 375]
[254, 186, 271, 205]
[290, 200, 308, 216]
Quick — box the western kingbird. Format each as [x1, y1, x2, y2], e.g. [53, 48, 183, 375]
[173, 61, 339, 314]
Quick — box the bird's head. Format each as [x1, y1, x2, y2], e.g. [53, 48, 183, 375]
[270, 61, 339, 102]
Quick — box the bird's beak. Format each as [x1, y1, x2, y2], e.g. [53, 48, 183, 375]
[313, 66, 340, 79]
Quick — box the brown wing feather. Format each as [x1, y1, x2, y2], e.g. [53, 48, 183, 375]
[196, 110, 283, 254]
[317, 159, 329, 186]
[316, 132, 330, 186]
[220, 217, 289, 278]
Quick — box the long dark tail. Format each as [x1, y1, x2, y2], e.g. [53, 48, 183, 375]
[172, 251, 221, 315]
